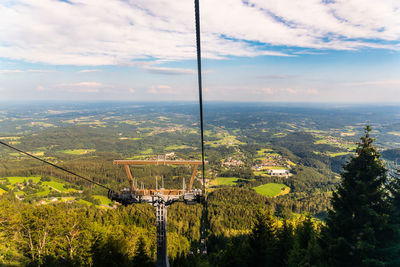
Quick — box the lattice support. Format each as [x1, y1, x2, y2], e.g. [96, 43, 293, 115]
[156, 202, 169, 267]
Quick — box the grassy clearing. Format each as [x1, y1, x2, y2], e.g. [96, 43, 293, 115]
[62, 149, 96, 155]
[273, 132, 287, 138]
[119, 137, 142, 140]
[210, 177, 240, 186]
[254, 171, 270, 177]
[0, 136, 22, 141]
[36, 187, 51, 197]
[165, 145, 190, 150]
[29, 122, 54, 127]
[140, 148, 153, 155]
[205, 132, 245, 147]
[127, 155, 155, 160]
[328, 152, 353, 157]
[253, 183, 290, 197]
[340, 132, 356, 136]
[3, 176, 42, 184]
[1, 176, 77, 195]
[9, 151, 44, 157]
[94, 195, 112, 206]
[120, 120, 139, 125]
[0, 188, 7, 195]
[42, 181, 75, 192]
[256, 148, 273, 156]
[77, 199, 93, 206]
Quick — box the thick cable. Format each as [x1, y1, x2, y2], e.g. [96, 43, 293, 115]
[194, 0, 206, 195]
[0, 140, 112, 191]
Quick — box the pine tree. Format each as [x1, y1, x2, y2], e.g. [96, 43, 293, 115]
[249, 208, 279, 267]
[323, 126, 392, 266]
[276, 220, 294, 266]
[132, 236, 153, 267]
[288, 215, 321, 267]
[387, 170, 400, 266]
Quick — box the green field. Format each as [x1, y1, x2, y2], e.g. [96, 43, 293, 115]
[3, 176, 42, 184]
[328, 152, 354, 157]
[165, 145, 190, 150]
[253, 171, 270, 177]
[0, 136, 22, 141]
[210, 177, 240, 186]
[205, 132, 245, 147]
[140, 148, 153, 154]
[94, 195, 113, 206]
[256, 148, 273, 156]
[61, 149, 96, 155]
[1, 176, 78, 196]
[253, 183, 290, 197]
[119, 137, 142, 141]
[36, 187, 51, 197]
[77, 199, 93, 206]
[0, 188, 7, 195]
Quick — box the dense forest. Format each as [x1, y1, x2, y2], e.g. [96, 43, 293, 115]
[0, 127, 399, 266]
[1, 103, 400, 266]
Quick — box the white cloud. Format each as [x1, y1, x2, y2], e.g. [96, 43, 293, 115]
[0, 0, 398, 66]
[252, 87, 319, 96]
[148, 85, 176, 95]
[129, 88, 135, 93]
[144, 66, 195, 75]
[0, 70, 24, 74]
[0, 69, 55, 74]
[253, 88, 274, 94]
[37, 85, 46, 91]
[344, 80, 400, 87]
[305, 88, 319, 95]
[78, 69, 102, 73]
[55, 81, 111, 93]
[27, 69, 55, 73]
[58, 82, 104, 87]
[283, 88, 297, 94]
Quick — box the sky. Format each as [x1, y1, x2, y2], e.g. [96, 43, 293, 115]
[0, 0, 400, 102]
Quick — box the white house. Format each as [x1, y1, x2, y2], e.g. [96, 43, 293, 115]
[268, 169, 290, 178]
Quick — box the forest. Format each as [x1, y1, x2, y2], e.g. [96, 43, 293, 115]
[1, 103, 400, 266]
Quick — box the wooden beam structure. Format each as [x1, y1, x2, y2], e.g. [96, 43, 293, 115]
[114, 159, 207, 192]
[188, 164, 198, 191]
[114, 160, 205, 166]
[124, 165, 136, 191]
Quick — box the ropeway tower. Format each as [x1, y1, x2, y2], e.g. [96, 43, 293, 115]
[108, 159, 207, 267]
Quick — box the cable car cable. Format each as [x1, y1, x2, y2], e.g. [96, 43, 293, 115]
[194, 0, 205, 197]
[0, 140, 112, 191]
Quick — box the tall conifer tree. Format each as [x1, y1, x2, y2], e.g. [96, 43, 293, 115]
[249, 208, 279, 266]
[323, 126, 392, 266]
[387, 170, 400, 266]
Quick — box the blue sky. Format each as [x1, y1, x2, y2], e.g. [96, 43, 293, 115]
[1, 0, 399, 102]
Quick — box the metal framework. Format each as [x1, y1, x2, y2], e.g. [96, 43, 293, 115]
[108, 159, 207, 267]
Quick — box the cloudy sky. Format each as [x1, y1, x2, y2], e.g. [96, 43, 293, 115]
[0, 0, 399, 102]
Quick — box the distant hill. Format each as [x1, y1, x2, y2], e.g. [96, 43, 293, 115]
[382, 148, 400, 161]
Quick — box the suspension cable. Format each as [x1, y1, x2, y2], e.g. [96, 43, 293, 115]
[0, 140, 112, 191]
[194, 0, 206, 196]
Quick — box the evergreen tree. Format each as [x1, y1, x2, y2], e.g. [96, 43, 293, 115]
[132, 236, 153, 267]
[276, 220, 294, 266]
[287, 215, 321, 267]
[387, 170, 400, 266]
[249, 208, 279, 267]
[323, 126, 392, 266]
